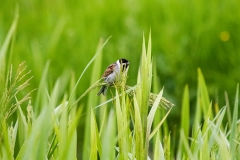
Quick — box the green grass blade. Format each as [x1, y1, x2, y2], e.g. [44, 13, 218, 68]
[58, 100, 69, 160]
[208, 107, 227, 153]
[149, 107, 172, 140]
[66, 107, 82, 160]
[224, 92, 232, 127]
[1, 121, 13, 159]
[82, 38, 103, 160]
[17, 103, 28, 146]
[153, 131, 165, 160]
[152, 59, 165, 149]
[180, 129, 194, 160]
[181, 85, 190, 137]
[218, 133, 231, 159]
[0, 7, 19, 98]
[229, 84, 239, 159]
[197, 68, 211, 119]
[135, 32, 153, 159]
[34, 60, 51, 114]
[146, 88, 164, 142]
[133, 95, 144, 160]
[164, 133, 171, 160]
[102, 109, 116, 160]
[178, 84, 190, 158]
[193, 68, 211, 137]
[99, 100, 108, 136]
[115, 89, 127, 160]
[18, 106, 52, 159]
[90, 109, 99, 160]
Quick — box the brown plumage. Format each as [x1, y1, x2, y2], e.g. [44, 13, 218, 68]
[102, 63, 116, 78]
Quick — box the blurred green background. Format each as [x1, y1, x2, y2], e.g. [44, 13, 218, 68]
[1, 0, 240, 150]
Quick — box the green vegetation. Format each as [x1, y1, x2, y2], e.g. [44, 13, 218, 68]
[1, 0, 240, 159]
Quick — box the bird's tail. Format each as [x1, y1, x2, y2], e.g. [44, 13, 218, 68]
[97, 86, 108, 96]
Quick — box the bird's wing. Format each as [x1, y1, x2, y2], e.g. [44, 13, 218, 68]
[102, 63, 116, 78]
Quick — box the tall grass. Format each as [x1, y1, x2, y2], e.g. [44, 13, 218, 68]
[1, 0, 240, 108]
[1, 15, 239, 160]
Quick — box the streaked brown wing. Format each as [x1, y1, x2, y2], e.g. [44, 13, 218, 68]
[102, 63, 116, 78]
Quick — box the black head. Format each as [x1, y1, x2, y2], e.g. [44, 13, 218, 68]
[119, 58, 129, 64]
[118, 58, 130, 71]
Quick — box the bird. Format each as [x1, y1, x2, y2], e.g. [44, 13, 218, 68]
[97, 58, 130, 96]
